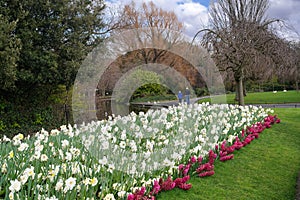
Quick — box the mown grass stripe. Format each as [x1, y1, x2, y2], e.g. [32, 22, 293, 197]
[198, 90, 300, 104]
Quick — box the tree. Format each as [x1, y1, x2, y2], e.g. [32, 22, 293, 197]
[95, 1, 188, 98]
[0, 0, 106, 135]
[113, 1, 184, 63]
[113, 68, 168, 103]
[95, 1, 221, 100]
[293, 42, 300, 91]
[13, 0, 105, 92]
[0, 14, 21, 90]
[197, 0, 280, 105]
[284, 41, 300, 92]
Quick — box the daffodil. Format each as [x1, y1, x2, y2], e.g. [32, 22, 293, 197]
[89, 177, 98, 186]
[8, 150, 14, 158]
[9, 179, 21, 193]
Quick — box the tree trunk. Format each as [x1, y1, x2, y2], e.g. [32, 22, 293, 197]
[235, 84, 239, 101]
[64, 88, 70, 125]
[296, 80, 299, 92]
[238, 77, 245, 106]
[243, 81, 247, 97]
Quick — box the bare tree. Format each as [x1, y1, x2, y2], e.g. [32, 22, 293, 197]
[96, 1, 222, 104]
[196, 0, 280, 105]
[111, 1, 185, 63]
[284, 41, 300, 92]
[294, 42, 300, 92]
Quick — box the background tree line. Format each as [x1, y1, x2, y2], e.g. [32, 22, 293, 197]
[0, 0, 299, 136]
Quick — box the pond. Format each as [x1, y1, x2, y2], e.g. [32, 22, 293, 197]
[95, 98, 154, 120]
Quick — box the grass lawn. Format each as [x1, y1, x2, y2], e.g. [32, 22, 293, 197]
[157, 108, 300, 200]
[199, 90, 300, 104]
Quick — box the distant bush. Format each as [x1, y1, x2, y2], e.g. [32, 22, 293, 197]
[246, 82, 294, 93]
[0, 85, 71, 138]
[195, 87, 209, 96]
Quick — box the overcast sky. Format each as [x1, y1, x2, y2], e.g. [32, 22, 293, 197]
[107, 0, 300, 40]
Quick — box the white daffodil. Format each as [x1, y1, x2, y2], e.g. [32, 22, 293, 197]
[9, 179, 21, 193]
[50, 129, 60, 136]
[20, 174, 29, 184]
[65, 152, 72, 161]
[13, 133, 24, 141]
[35, 143, 44, 152]
[61, 140, 69, 148]
[101, 141, 109, 150]
[45, 196, 58, 200]
[2, 135, 11, 142]
[103, 193, 115, 200]
[1, 163, 7, 173]
[117, 191, 126, 198]
[64, 177, 76, 193]
[9, 192, 14, 200]
[82, 178, 90, 186]
[107, 164, 115, 173]
[55, 179, 63, 191]
[40, 154, 48, 162]
[119, 141, 126, 149]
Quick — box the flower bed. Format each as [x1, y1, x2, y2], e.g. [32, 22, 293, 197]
[0, 103, 279, 199]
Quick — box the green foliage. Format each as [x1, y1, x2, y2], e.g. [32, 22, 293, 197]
[0, 0, 105, 91]
[0, 14, 21, 90]
[115, 69, 170, 102]
[34, 114, 43, 125]
[0, 120, 6, 131]
[0, 83, 76, 137]
[246, 82, 294, 92]
[195, 88, 209, 97]
[0, 0, 106, 136]
[0, 101, 63, 138]
[48, 85, 71, 104]
[132, 83, 169, 99]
